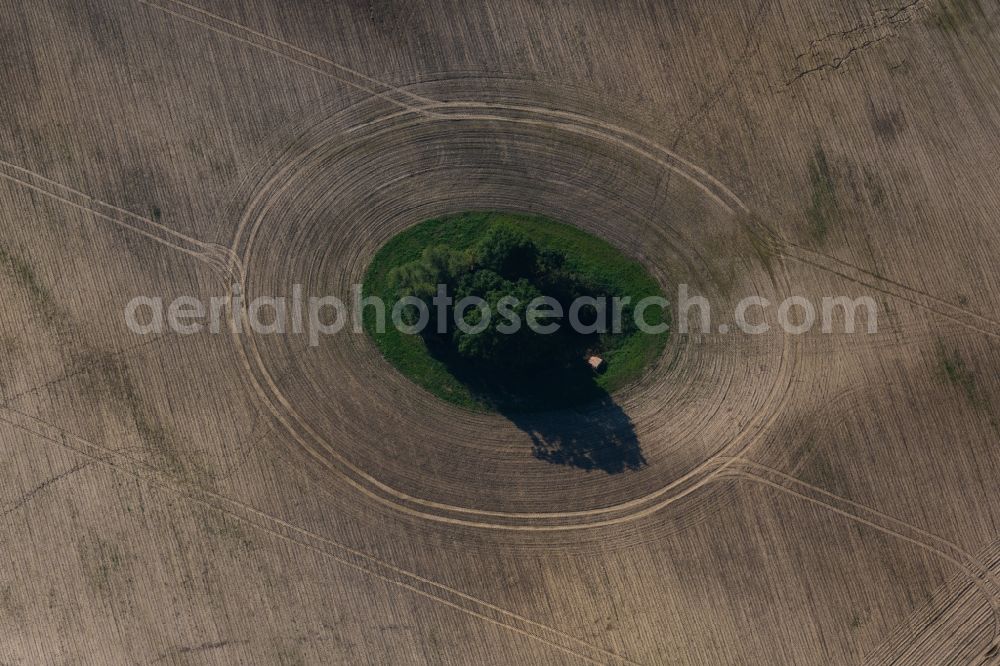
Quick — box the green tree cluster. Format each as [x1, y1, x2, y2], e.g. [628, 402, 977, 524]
[388, 225, 605, 373]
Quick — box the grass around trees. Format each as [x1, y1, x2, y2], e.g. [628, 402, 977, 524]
[362, 211, 669, 412]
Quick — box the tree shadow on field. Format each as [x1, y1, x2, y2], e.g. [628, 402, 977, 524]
[503, 393, 645, 474]
[439, 358, 645, 474]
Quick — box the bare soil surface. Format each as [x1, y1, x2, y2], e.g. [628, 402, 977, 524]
[1, 1, 999, 663]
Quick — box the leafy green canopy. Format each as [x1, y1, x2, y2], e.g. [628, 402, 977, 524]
[388, 225, 621, 374]
[363, 212, 668, 412]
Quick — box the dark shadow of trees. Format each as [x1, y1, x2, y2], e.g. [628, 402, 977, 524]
[503, 393, 644, 474]
[430, 350, 645, 474]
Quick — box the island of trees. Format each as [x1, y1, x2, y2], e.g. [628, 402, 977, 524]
[363, 212, 668, 412]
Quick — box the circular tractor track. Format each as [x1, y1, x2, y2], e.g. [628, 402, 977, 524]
[226, 76, 800, 531]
